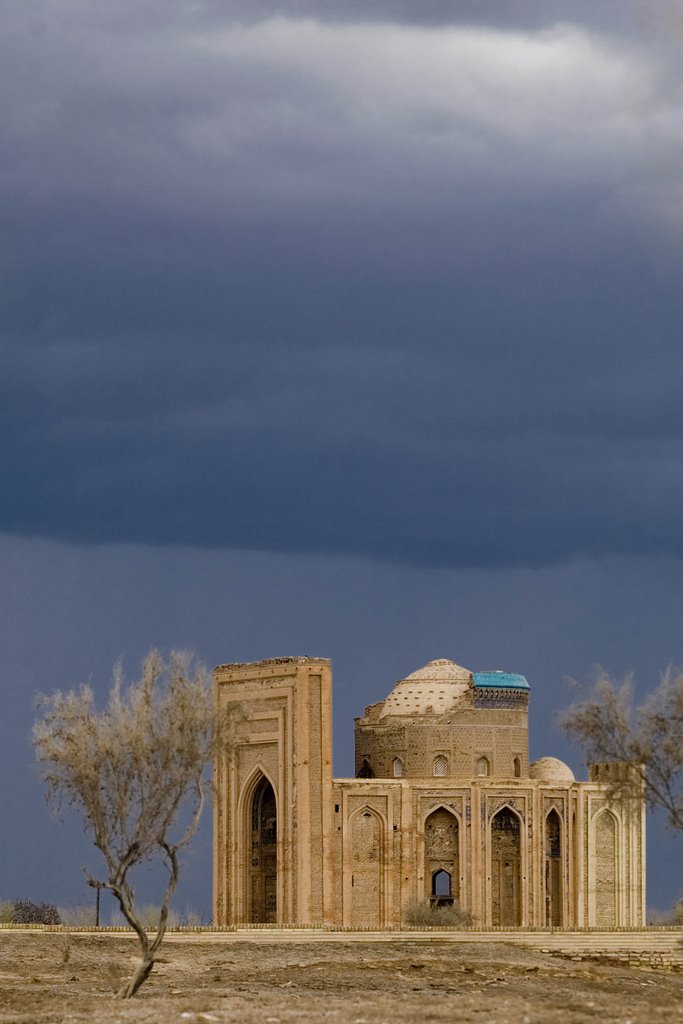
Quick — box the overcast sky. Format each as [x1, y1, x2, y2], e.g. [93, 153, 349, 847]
[1, 1, 681, 917]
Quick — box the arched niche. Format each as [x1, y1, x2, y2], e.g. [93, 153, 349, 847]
[424, 807, 460, 906]
[593, 809, 618, 928]
[490, 806, 522, 926]
[350, 807, 384, 928]
[545, 808, 562, 926]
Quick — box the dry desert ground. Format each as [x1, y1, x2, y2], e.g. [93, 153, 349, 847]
[0, 931, 681, 1024]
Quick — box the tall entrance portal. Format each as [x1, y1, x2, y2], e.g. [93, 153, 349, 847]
[249, 777, 277, 923]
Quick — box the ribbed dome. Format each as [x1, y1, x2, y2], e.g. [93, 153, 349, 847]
[379, 659, 472, 718]
[529, 757, 575, 782]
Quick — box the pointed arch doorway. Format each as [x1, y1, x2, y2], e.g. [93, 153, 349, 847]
[249, 776, 277, 923]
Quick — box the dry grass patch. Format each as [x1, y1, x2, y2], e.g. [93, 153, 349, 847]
[0, 933, 679, 1024]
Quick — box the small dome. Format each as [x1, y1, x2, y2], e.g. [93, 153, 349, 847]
[529, 757, 575, 783]
[379, 659, 472, 718]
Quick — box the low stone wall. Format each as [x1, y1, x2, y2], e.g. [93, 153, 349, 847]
[1, 920, 680, 967]
[552, 949, 679, 970]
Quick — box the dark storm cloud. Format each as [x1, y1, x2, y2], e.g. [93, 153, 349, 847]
[41, 0, 683, 34]
[2, 2, 683, 567]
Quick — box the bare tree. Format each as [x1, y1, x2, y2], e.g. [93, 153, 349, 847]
[33, 649, 218, 998]
[561, 668, 683, 831]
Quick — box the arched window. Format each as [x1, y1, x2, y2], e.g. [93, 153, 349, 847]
[433, 754, 448, 777]
[513, 757, 521, 778]
[475, 756, 490, 778]
[432, 869, 451, 898]
[357, 758, 373, 778]
[392, 756, 405, 778]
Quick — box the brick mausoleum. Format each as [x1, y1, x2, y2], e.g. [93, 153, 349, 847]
[213, 657, 645, 928]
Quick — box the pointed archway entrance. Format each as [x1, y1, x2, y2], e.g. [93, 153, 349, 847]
[249, 776, 277, 923]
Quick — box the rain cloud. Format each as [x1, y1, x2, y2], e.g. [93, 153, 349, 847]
[3, 1, 683, 567]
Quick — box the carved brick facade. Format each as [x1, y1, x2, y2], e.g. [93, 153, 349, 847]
[213, 657, 645, 927]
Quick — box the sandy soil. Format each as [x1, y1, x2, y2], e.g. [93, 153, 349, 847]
[0, 932, 680, 1024]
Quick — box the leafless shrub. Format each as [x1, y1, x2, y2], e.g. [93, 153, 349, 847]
[56, 932, 73, 964]
[137, 904, 166, 930]
[110, 903, 204, 929]
[58, 905, 97, 927]
[561, 669, 683, 830]
[11, 899, 61, 925]
[167, 906, 204, 929]
[671, 897, 683, 925]
[404, 898, 475, 928]
[33, 649, 222, 997]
